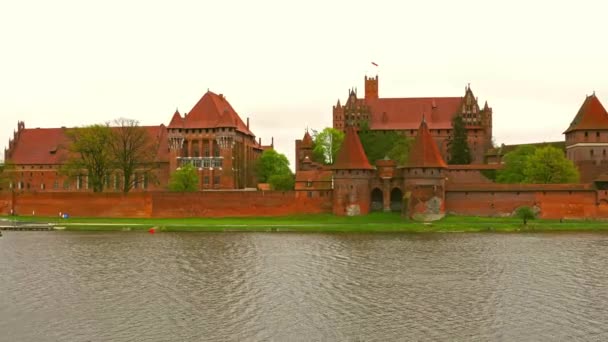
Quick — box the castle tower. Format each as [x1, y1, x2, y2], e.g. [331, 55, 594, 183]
[402, 117, 447, 221]
[564, 93, 608, 182]
[167, 109, 184, 173]
[295, 130, 314, 171]
[332, 125, 374, 216]
[365, 75, 378, 100]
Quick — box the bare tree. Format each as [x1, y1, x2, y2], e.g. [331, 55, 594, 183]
[110, 118, 160, 193]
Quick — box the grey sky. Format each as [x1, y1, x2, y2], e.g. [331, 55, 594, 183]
[2, 0, 607, 168]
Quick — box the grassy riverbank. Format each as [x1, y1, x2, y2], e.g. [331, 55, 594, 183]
[3, 213, 608, 233]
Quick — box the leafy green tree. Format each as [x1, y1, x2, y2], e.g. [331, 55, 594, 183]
[168, 164, 199, 191]
[523, 146, 579, 183]
[255, 149, 291, 183]
[62, 124, 114, 192]
[110, 118, 160, 193]
[447, 115, 472, 164]
[357, 121, 412, 165]
[497, 145, 578, 184]
[268, 173, 295, 191]
[496, 145, 537, 183]
[386, 136, 412, 165]
[515, 206, 536, 225]
[311, 128, 344, 165]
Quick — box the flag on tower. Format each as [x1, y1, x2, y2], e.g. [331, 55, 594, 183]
[371, 62, 378, 66]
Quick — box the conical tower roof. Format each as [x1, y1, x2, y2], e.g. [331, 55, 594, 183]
[564, 93, 608, 133]
[406, 118, 447, 168]
[302, 130, 313, 147]
[168, 109, 183, 128]
[332, 126, 373, 170]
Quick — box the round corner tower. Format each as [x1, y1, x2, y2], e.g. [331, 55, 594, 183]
[402, 118, 447, 221]
[332, 126, 375, 216]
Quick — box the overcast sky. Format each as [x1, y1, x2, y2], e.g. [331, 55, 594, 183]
[2, 0, 607, 168]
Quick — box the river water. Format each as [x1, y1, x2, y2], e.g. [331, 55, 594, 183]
[1, 231, 607, 341]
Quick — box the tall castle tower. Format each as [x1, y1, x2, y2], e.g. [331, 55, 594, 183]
[402, 117, 447, 221]
[332, 125, 374, 216]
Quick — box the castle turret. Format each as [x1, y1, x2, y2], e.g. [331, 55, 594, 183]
[295, 130, 314, 171]
[564, 93, 608, 182]
[365, 75, 378, 100]
[167, 109, 184, 173]
[402, 117, 447, 221]
[332, 125, 374, 216]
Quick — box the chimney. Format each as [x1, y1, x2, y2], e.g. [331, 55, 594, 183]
[247, 117, 249, 129]
[258, 137, 261, 145]
[271, 137, 274, 147]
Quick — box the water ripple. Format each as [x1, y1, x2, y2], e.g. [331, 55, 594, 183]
[2, 231, 608, 341]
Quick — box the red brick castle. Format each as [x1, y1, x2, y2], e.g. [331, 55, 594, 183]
[4, 74, 608, 220]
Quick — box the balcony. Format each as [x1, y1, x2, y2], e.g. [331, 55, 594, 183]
[177, 157, 223, 169]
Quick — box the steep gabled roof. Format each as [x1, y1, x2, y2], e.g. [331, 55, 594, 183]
[406, 118, 447, 168]
[183, 91, 253, 135]
[564, 94, 608, 133]
[332, 126, 373, 170]
[9, 126, 170, 165]
[368, 97, 462, 130]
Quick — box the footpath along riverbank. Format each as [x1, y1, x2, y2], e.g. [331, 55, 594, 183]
[3, 213, 608, 233]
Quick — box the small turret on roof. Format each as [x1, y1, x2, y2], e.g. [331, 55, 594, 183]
[406, 117, 447, 168]
[564, 93, 608, 133]
[332, 125, 373, 170]
[168, 109, 183, 128]
[302, 130, 313, 147]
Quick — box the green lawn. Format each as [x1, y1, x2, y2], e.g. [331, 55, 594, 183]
[3, 213, 608, 233]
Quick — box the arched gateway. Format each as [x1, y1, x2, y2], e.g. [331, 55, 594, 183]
[371, 188, 383, 211]
[390, 188, 403, 212]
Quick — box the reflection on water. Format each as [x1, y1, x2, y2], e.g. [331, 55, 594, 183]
[1, 232, 608, 341]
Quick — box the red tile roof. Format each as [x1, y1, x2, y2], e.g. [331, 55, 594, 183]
[9, 126, 169, 165]
[406, 119, 447, 168]
[332, 126, 373, 170]
[8, 128, 70, 165]
[368, 97, 462, 130]
[302, 130, 313, 146]
[564, 94, 608, 133]
[181, 91, 254, 135]
[168, 110, 183, 128]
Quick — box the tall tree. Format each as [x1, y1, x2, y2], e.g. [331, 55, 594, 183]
[62, 124, 114, 192]
[447, 115, 472, 164]
[311, 128, 344, 165]
[110, 118, 159, 193]
[496, 145, 537, 183]
[168, 164, 199, 191]
[255, 149, 291, 183]
[523, 146, 579, 183]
